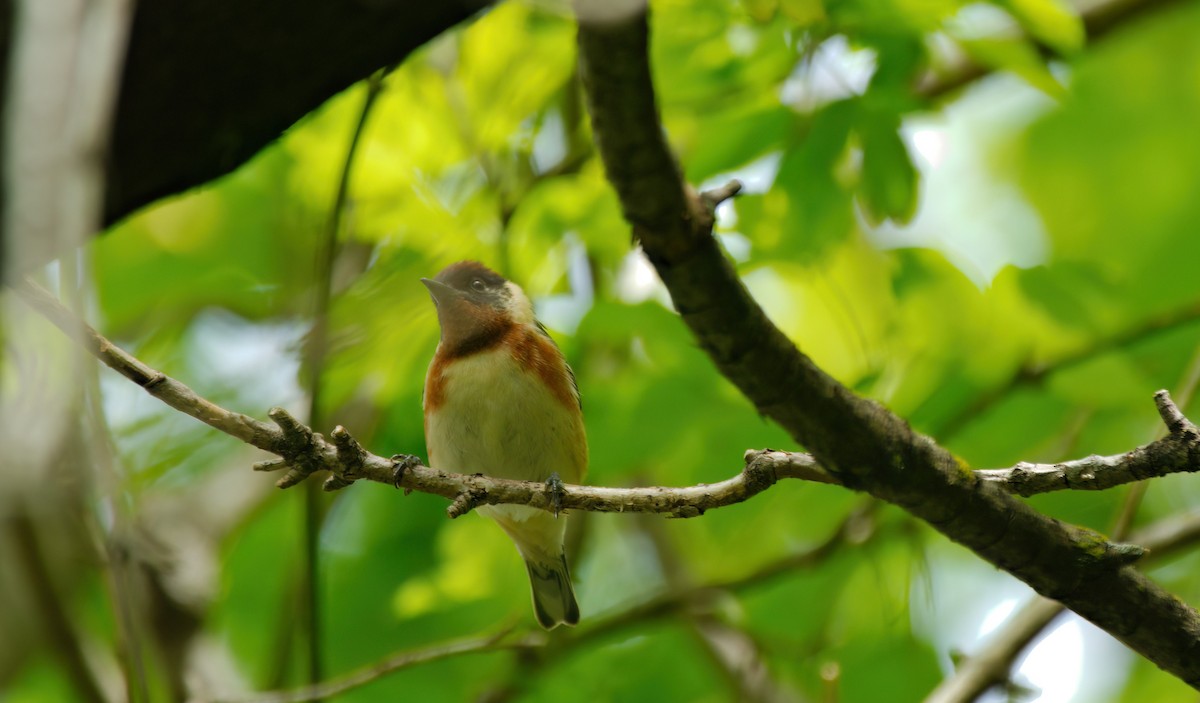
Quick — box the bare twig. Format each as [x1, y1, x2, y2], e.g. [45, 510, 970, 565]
[210, 628, 528, 703]
[14, 279, 1200, 520]
[963, 392, 1199, 496]
[925, 347, 1200, 702]
[292, 61, 391, 700]
[925, 599, 1067, 703]
[635, 511, 795, 703]
[9, 512, 108, 703]
[244, 503, 878, 703]
[12, 280, 284, 449]
[193, 505, 1200, 703]
[753, 391, 1200, 496]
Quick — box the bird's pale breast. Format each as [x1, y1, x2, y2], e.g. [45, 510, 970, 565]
[424, 342, 586, 486]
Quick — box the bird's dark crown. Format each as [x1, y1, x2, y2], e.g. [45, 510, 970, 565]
[434, 260, 510, 308]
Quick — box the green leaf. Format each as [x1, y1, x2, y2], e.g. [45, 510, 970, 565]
[683, 102, 794, 183]
[958, 36, 1066, 97]
[742, 0, 779, 23]
[1016, 263, 1108, 331]
[1001, 0, 1085, 55]
[780, 0, 826, 26]
[766, 101, 856, 260]
[857, 112, 919, 226]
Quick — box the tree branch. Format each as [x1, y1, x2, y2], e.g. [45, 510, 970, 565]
[196, 504, 1200, 703]
[574, 5, 1200, 688]
[974, 393, 1200, 496]
[214, 504, 875, 703]
[14, 258, 1200, 686]
[751, 390, 1200, 497]
[14, 279, 1200, 521]
[211, 628, 526, 703]
[926, 509, 1200, 703]
[928, 352, 1200, 702]
[8, 511, 108, 703]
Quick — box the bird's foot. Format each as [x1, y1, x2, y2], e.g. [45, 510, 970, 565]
[390, 454, 421, 490]
[545, 472, 566, 518]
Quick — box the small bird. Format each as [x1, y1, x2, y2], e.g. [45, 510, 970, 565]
[421, 261, 586, 629]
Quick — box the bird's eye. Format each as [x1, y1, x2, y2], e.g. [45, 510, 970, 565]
[470, 278, 486, 292]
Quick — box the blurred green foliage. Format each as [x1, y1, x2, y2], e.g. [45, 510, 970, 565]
[12, 0, 1200, 700]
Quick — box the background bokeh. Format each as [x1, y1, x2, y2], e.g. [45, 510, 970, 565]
[4, 0, 1200, 700]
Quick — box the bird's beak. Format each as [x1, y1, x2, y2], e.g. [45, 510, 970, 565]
[420, 278, 459, 306]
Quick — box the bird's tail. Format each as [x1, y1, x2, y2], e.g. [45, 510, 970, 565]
[525, 553, 579, 630]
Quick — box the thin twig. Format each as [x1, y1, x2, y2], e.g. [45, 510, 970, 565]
[295, 62, 391, 697]
[208, 502, 1200, 703]
[211, 628, 527, 703]
[925, 348, 1200, 703]
[13, 279, 1200, 519]
[9, 512, 108, 703]
[221, 505, 871, 703]
[924, 509, 1200, 703]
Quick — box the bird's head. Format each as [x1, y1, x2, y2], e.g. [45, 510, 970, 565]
[422, 261, 535, 356]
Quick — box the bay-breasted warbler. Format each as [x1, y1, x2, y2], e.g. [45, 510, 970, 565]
[421, 261, 585, 629]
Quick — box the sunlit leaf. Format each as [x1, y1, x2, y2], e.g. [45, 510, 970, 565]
[857, 111, 919, 225]
[958, 36, 1066, 97]
[781, 0, 826, 26]
[1000, 0, 1085, 55]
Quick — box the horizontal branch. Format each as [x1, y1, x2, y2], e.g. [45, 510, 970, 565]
[13, 279, 285, 451]
[14, 277, 821, 517]
[15, 279, 1200, 525]
[752, 391, 1200, 496]
[17, 276, 1200, 691]
[975, 394, 1200, 495]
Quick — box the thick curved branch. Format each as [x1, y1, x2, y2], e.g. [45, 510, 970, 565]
[927, 509, 1200, 703]
[574, 6, 1200, 687]
[105, 1, 488, 225]
[0, 1, 491, 246]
